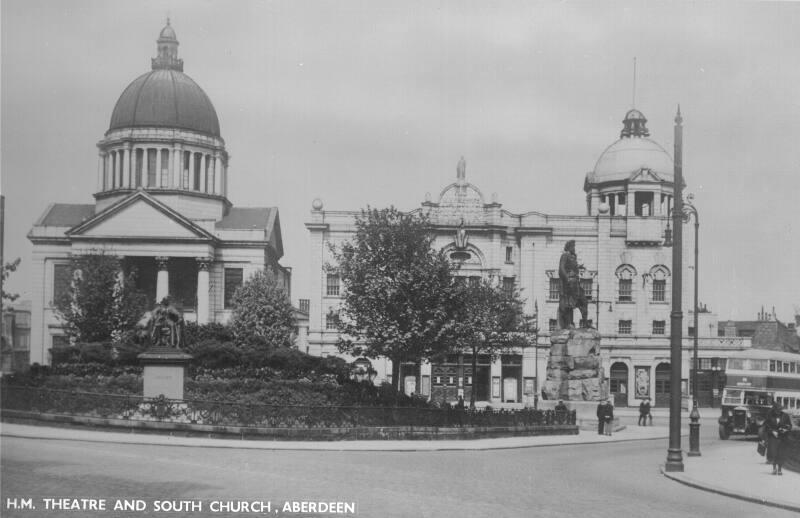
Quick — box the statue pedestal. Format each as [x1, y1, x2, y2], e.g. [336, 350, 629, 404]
[138, 347, 193, 400]
[542, 327, 605, 402]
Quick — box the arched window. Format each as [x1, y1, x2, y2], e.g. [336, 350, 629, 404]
[615, 264, 637, 302]
[649, 265, 670, 302]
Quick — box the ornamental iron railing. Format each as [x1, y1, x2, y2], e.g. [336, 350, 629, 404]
[1, 386, 576, 429]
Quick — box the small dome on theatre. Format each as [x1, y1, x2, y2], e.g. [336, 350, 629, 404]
[591, 109, 672, 183]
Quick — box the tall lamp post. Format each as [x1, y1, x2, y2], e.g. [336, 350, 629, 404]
[669, 194, 701, 455]
[683, 195, 701, 456]
[664, 106, 685, 472]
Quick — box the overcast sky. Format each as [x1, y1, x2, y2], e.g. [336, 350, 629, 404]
[2, 0, 799, 322]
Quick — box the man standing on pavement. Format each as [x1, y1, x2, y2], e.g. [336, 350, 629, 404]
[764, 402, 792, 475]
[603, 399, 614, 436]
[596, 400, 605, 435]
[638, 397, 651, 426]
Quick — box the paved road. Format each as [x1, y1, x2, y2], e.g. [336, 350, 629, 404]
[1, 420, 794, 518]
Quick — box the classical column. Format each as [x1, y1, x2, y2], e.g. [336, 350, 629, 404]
[97, 151, 107, 191]
[155, 256, 169, 303]
[123, 143, 132, 187]
[213, 152, 222, 194]
[199, 154, 207, 193]
[196, 257, 211, 325]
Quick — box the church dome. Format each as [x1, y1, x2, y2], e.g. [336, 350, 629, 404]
[108, 69, 220, 137]
[107, 21, 220, 137]
[591, 109, 672, 183]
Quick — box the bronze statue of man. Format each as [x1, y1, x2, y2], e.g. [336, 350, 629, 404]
[558, 240, 588, 329]
[150, 297, 184, 348]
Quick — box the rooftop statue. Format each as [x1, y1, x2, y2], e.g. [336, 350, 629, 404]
[558, 240, 589, 329]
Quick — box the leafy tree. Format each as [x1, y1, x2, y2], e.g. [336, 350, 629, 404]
[1, 257, 21, 302]
[54, 254, 149, 344]
[332, 207, 455, 392]
[446, 277, 527, 408]
[230, 268, 296, 362]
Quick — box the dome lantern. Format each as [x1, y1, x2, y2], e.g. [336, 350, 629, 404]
[152, 18, 183, 72]
[620, 109, 650, 138]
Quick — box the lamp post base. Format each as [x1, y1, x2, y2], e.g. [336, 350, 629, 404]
[664, 449, 685, 472]
[688, 403, 702, 456]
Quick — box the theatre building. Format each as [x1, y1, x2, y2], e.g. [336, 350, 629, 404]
[306, 108, 752, 407]
[27, 22, 289, 365]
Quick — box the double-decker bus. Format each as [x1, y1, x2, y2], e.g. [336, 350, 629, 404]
[718, 348, 800, 440]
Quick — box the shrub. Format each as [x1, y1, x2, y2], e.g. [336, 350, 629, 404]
[183, 322, 234, 346]
[230, 269, 295, 349]
[186, 339, 242, 369]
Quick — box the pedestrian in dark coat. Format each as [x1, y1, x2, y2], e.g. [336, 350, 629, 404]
[764, 402, 793, 475]
[638, 399, 647, 426]
[596, 401, 605, 435]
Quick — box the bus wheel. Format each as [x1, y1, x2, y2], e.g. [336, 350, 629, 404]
[718, 424, 730, 440]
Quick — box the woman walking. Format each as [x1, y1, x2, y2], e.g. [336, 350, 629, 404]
[764, 402, 792, 475]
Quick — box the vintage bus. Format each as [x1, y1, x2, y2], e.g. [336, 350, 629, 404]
[718, 348, 800, 440]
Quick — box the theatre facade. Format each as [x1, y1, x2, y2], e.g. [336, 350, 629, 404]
[27, 22, 290, 365]
[306, 109, 752, 408]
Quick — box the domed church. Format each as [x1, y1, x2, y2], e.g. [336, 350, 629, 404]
[307, 107, 748, 409]
[28, 21, 290, 364]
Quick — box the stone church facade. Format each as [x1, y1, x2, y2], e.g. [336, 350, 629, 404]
[27, 22, 290, 365]
[306, 109, 751, 407]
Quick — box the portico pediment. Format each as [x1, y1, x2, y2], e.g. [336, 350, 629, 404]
[67, 190, 215, 242]
[628, 168, 664, 183]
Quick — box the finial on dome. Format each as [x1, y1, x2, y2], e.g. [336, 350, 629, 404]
[456, 156, 466, 183]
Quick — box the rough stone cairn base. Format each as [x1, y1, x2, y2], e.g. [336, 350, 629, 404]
[542, 327, 604, 401]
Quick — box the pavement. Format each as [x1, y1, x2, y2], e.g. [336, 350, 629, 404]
[2, 413, 799, 513]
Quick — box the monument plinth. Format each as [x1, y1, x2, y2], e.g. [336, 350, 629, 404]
[138, 347, 193, 399]
[542, 327, 604, 401]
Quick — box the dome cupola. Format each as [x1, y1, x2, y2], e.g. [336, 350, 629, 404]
[95, 21, 230, 220]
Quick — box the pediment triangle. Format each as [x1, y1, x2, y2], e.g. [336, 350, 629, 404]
[77, 199, 203, 238]
[629, 168, 662, 183]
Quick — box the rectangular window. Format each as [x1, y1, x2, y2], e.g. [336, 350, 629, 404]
[183, 151, 191, 188]
[580, 278, 593, 300]
[549, 319, 558, 332]
[160, 149, 170, 187]
[505, 246, 513, 263]
[652, 279, 666, 302]
[652, 320, 666, 335]
[326, 312, 339, 330]
[503, 277, 514, 297]
[326, 274, 340, 296]
[147, 148, 157, 187]
[688, 327, 696, 337]
[468, 276, 480, 288]
[299, 299, 310, 313]
[770, 360, 776, 372]
[193, 153, 202, 190]
[549, 278, 560, 301]
[135, 148, 144, 187]
[52, 264, 71, 305]
[224, 268, 244, 309]
[618, 279, 632, 302]
[618, 320, 632, 334]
